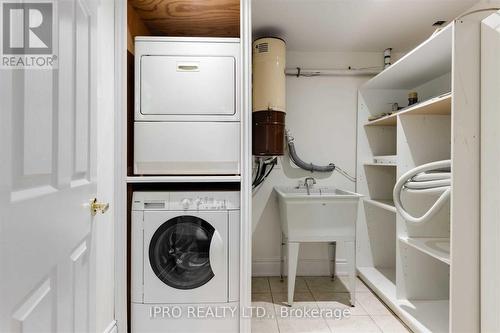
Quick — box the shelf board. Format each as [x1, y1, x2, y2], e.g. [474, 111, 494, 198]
[399, 237, 450, 265]
[406, 300, 449, 333]
[358, 266, 449, 333]
[362, 24, 452, 90]
[126, 176, 241, 183]
[365, 116, 398, 126]
[358, 266, 396, 297]
[365, 92, 451, 127]
[364, 199, 396, 213]
[363, 162, 396, 167]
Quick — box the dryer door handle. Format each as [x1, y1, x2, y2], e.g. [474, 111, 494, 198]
[209, 230, 224, 277]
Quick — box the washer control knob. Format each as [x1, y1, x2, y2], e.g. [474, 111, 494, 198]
[181, 198, 191, 209]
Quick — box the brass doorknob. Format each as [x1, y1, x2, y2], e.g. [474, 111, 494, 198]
[90, 198, 109, 216]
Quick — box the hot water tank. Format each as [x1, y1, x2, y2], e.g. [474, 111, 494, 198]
[252, 37, 286, 156]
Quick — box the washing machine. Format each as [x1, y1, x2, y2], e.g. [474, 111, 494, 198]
[131, 191, 240, 332]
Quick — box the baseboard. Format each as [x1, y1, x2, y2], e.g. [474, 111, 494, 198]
[252, 258, 348, 277]
[103, 320, 117, 333]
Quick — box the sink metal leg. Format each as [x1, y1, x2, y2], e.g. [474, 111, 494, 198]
[280, 233, 286, 281]
[287, 242, 300, 307]
[329, 241, 337, 281]
[347, 240, 356, 307]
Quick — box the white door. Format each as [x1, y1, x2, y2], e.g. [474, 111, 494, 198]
[481, 9, 500, 333]
[0, 0, 111, 332]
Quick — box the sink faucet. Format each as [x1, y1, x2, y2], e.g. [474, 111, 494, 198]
[304, 177, 316, 195]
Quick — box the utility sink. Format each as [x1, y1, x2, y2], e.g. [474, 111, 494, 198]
[274, 186, 363, 242]
[274, 184, 362, 306]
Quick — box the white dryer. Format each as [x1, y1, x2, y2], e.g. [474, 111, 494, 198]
[134, 37, 240, 175]
[131, 191, 240, 332]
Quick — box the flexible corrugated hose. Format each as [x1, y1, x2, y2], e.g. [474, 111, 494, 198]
[286, 133, 336, 173]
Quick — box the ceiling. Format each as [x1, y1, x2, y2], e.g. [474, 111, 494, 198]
[130, 0, 239, 37]
[252, 0, 477, 52]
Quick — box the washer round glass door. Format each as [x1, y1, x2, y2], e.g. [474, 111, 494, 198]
[149, 215, 215, 290]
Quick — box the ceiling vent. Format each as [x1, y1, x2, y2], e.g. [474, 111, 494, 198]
[256, 42, 269, 53]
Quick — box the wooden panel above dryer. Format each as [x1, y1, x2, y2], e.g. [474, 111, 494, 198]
[129, 0, 240, 37]
[128, 3, 151, 53]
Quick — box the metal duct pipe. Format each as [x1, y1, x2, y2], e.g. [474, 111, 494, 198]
[285, 67, 381, 77]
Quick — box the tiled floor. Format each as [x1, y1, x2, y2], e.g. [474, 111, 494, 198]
[251, 276, 411, 333]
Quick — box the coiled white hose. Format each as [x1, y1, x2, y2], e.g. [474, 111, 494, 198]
[393, 160, 451, 225]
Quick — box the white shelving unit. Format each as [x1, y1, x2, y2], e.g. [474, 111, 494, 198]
[364, 92, 451, 127]
[356, 20, 482, 333]
[362, 25, 452, 90]
[399, 237, 450, 265]
[358, 267, 449, 333]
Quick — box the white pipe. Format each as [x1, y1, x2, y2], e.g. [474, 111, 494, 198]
[393, 160, 451, 225]
[285, 68, 382, 77]
[412, 172, 450, 182]
[404, 178, 451, 189]
[405, 187, 450, 194]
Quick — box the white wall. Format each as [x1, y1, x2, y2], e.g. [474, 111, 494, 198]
[252, 51, 393, 277]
